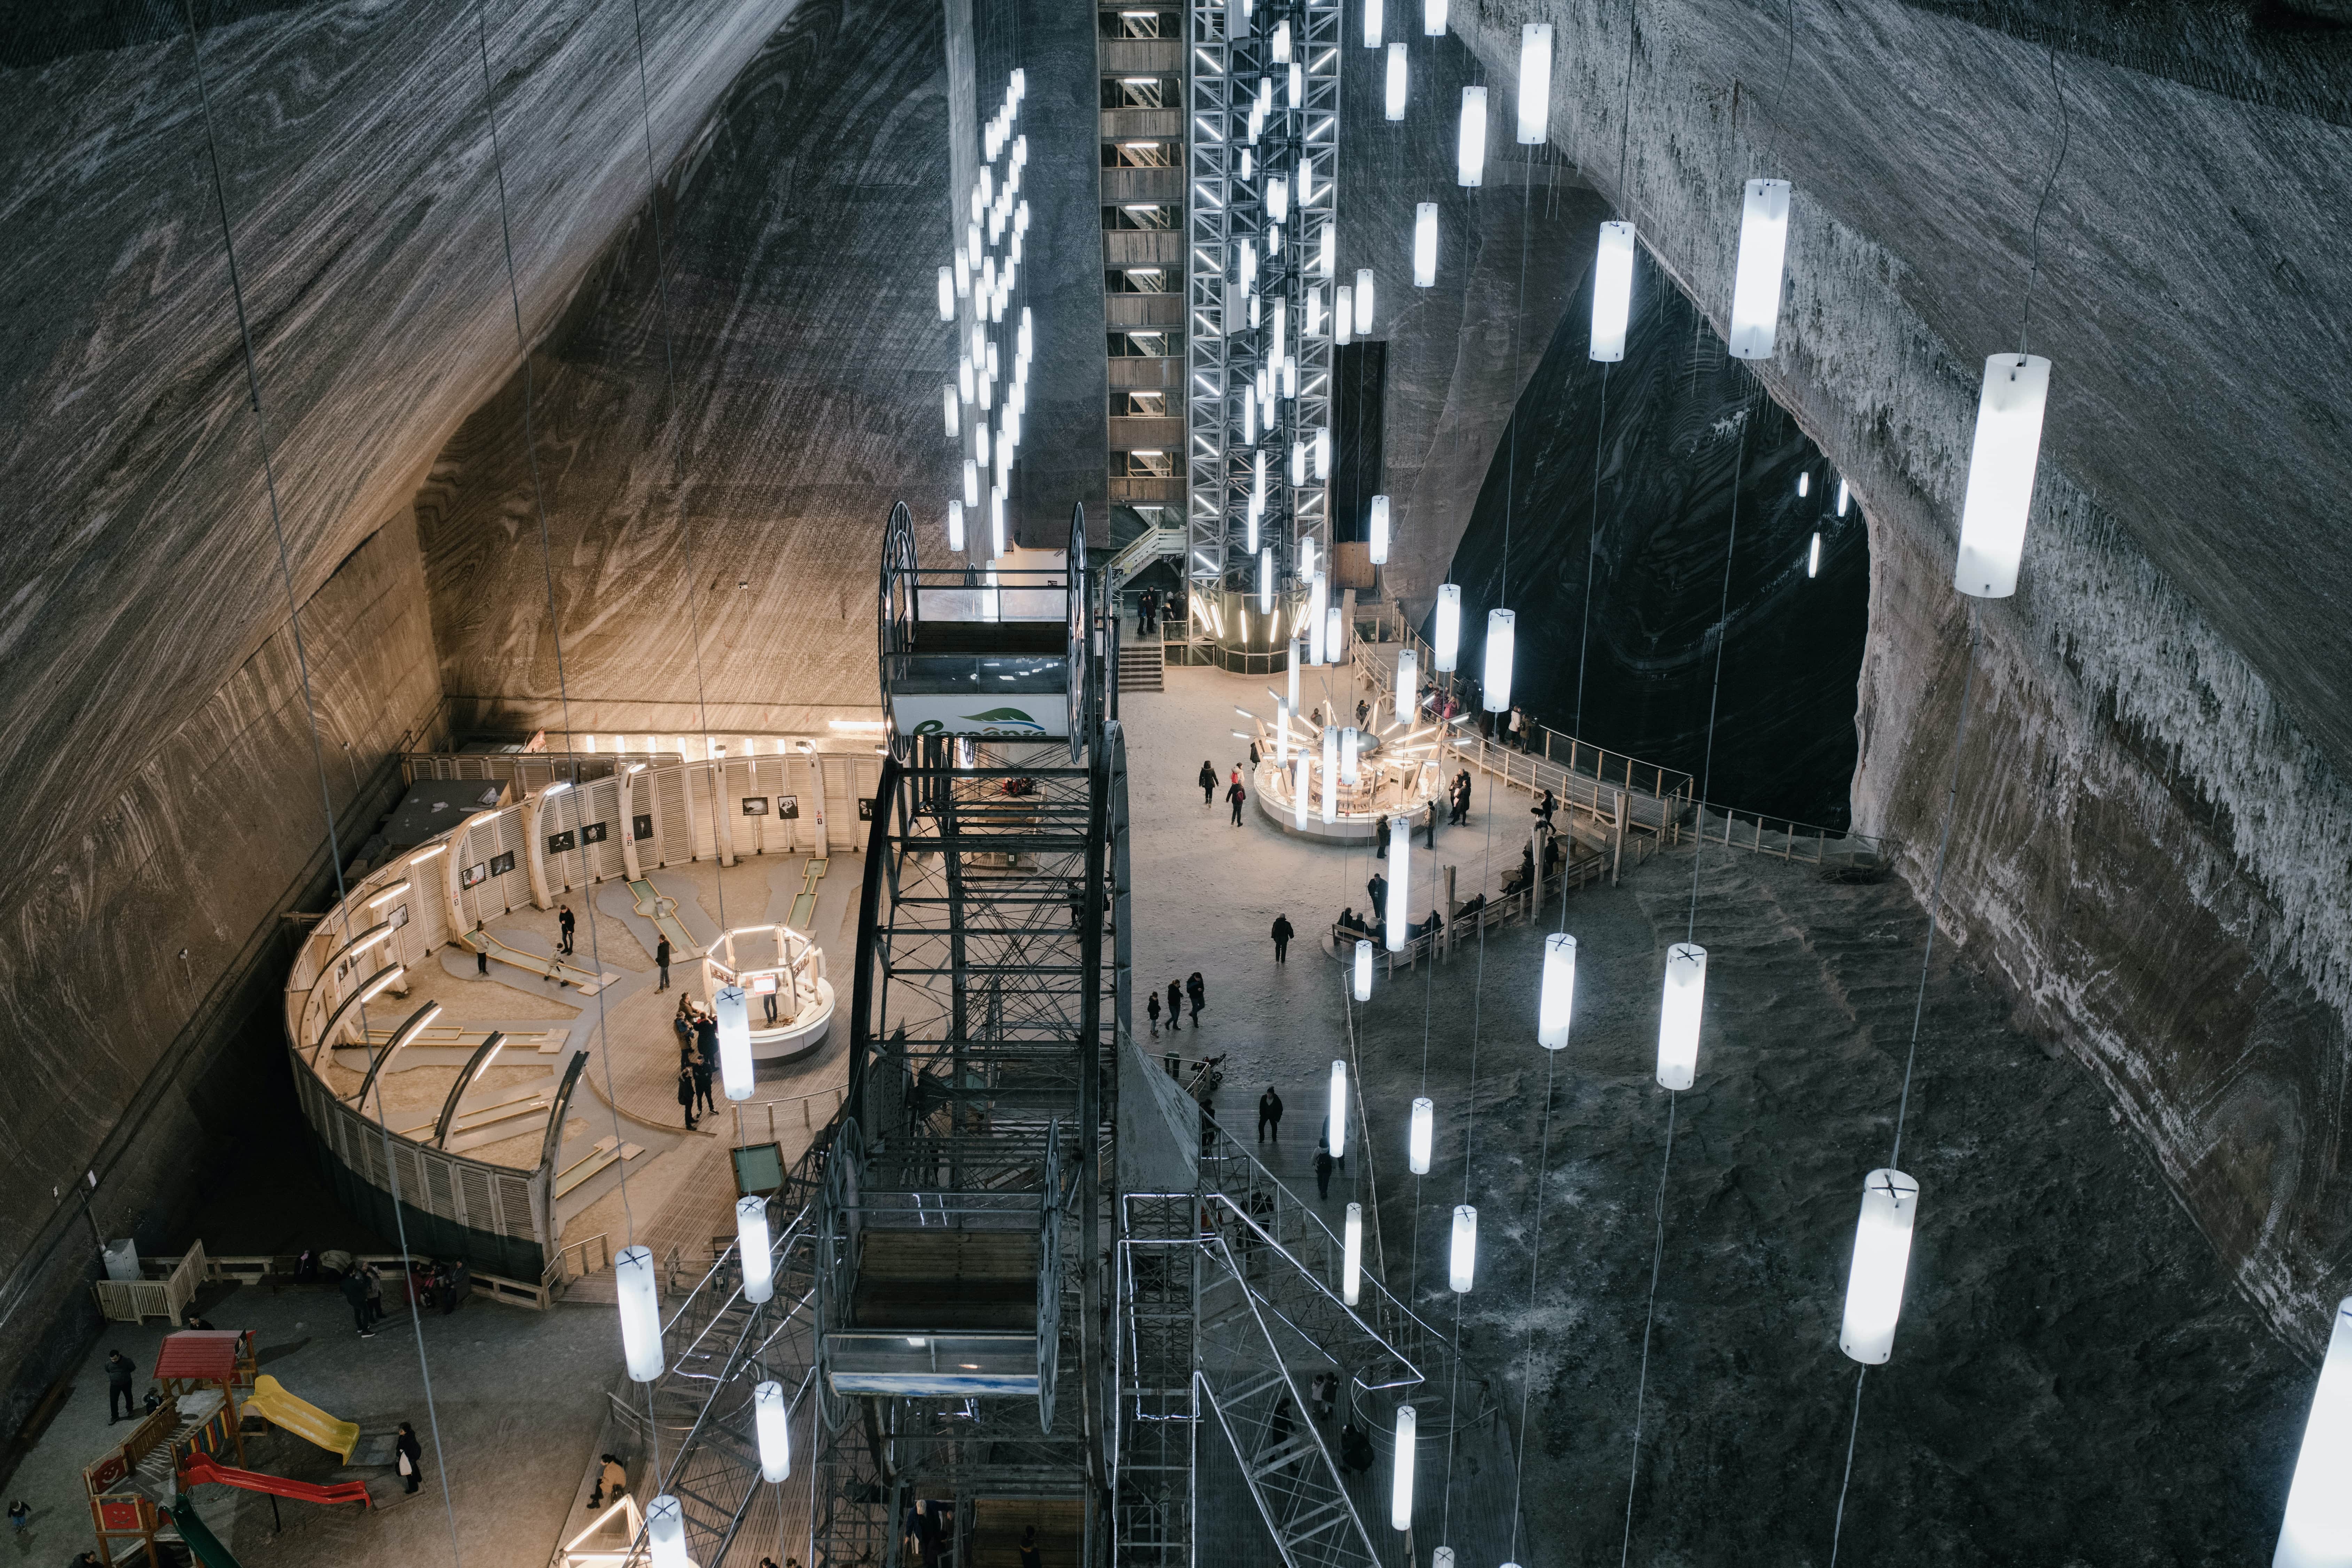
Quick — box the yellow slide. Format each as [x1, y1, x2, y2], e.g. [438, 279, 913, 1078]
[241, 1373, 360, 1463]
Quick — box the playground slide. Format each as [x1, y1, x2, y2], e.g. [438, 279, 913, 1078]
[168, 1495, 245, 1568]
[181, 1453, 372, 1510]
[241, 1374, 360, 1464]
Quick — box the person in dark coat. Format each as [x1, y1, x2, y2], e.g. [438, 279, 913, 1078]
[694, 1012, 720, 1074]
[656, 935, 672, 991]
[473, 920, 489, 974]
[692, 1050, 716, 1117]
[1227, 775, 1247, 826]
[1186, 972, 1206, 1024]
[1166, 979, 1184, 1030]
[1257, 1086, 1283, 1144]
[1198, 760, 1217, 806]
[1146, 990, 1161, 1035]
[1313, 1146, 1334, 1199]
[104, 1351, 135, 1421]
[677, 1065, 699, 1130]
[340, 1269, 374, 1338]
[557, 904, 576, 955]
[1424, 799, 1438, 850]
[1270, 914, 1294, 963]
[1531, 788, 1557, 830]
[1366, 874, 1387, 917]
[395, 1421, 423, 1495]
[1248, 737, 1261, 769]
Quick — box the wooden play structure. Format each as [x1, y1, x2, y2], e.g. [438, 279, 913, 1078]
[83, 1332, 253, 1566]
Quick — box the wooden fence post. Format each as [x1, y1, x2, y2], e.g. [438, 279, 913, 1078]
[1613, 791, 1626, 885]
[1442, 864, 1458, 961]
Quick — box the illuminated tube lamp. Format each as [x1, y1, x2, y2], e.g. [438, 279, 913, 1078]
[616, 1244, 665, 1382]
[963, 460, 979, 508]
[1422, 0, 1444, 36]
[1456, 87, 1486, 187]
[2277, 1296, 2352, 1568]
[1385, 41, 1408, 119]
[1396, 645, 1418, 703]
[1386, 815, 1411, 951]
[1315, 425, 1332, 481]
[647, 1495, 689, 1568]
[948, 499, 965, 553]
[1288, 643, 1301, 710]
[1808, 532, 1822, 578]
[1839, 1169, 1921, 1364]
[1516, 24, 1552, 143]
[754, 1379, 792, 1483]
[1591, 221, 1635, 361]
[1325, 607, 1342, 665]
[1293, 753, 1311, 831]
[1432, 583, 1460, 671]
[1656, 942, 1707, 1090]
[1369, 494, 1390, 564]
[943, 384, 959, 438]
[736, 1194, 775, 1303]
[1836, 477, 1850, 517]
[1408, 1097, 1433, 1174]
[1260, 547, 1274, 613]
[936, 265, 954, 320]
[1341, 726, 1361, 785]
[1449, 1204, 1477, 1292]
[1481, 608, 1514, 712]
[1336, 284, 1354, 345]
[1391, 1405, 1418, 1530]
[366, 880, 413, 907]
[1343, 1202, 1364, 1305]
[1354, 937, 1372, 1001]
[1538, 932, 1576, 1048]
[1363, 0, 1381, 46]
[1357, 267, 1376, 332]
[715, 983, 753, 1101]
[1328, 1060, 1349, 1160]
[1288, 62, 1303, 108]
[1797, 470, 1811, 497]
[1413, 203, 1437, 287]
[1321, 726, 1339, 823]
[1728, 178, 1792, 361]
[1953, 353, 2052, 599]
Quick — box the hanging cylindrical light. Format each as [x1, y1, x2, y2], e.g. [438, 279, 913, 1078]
[1656, 942, 1708, 1090]
[1309, 572, 1329, 664]
[958, 355, 974, 403]
[1353, 938, 1372, 1002]
[1796, 470, 1811, 498]
[990, 492, 1006, 559]
[736, 1194, 774, 1303]
[1276, 699, 1292, 766]
[715, 983, 753, 1101]
[1288, 641, 1302, 709]
[936, 265, 955, 321]
[1259, 547, 1274, 613]
[1390, 1405, 1418, 1529]
[1318, 222, 1335, 279]
[1293, 751, 1311, 830]
[1456, 88, 1486, 187]
[1382, 40, 1409, 120]
[1516, 24, 1552, 142]
[943, 385, 959, 438]
[1321, 726, 1339, 823]
[1315, 425, 1332, 481]
[1839, 1169, 1921, 1365]
[1591, 220, 1635, 361]
[754, 1379, 792, 1483]
[1363, 0, 1382, 44]
[1327, 1060, 1349, 1160]
[1409, 1096, 1433, 1173]
[1356, 267, 1376, 333]
[1538, 932, 1576, 1048]
[1481, 608, 1514, 712]
[1396, 645, 1418, 707]
[1326, 605, 1343, 665]
[1291, 438, 1308, 487]
[1449, 1205, 1477, 1292]
[1413, 203, 1438, 287]
[2278, 1296, 2352, 1568]
[1808, 532, 1822, 578]
[1432, 583, 1460, 671]
[1369, 495, 1391, 564]
[947, 499, 965, 553]
[1340, 726, 1361, 785]
[648, 1496, 690, 1568]
[1387, 815, 1411, 950]
[1953, 353, 2052, 599]
[1434, 1552, 1455, 1568]
[963, 460, 979, 508]
[1835, 476, 1850, 517]
[1343, 1202, 1364, 1304]
[1336, 284, 1354, 346]
[1728, 178, 1792, 361]
[1288, 61, 1303, 108]
[616, 1244, 664, 1382]
[1421, 0, 1444, 34]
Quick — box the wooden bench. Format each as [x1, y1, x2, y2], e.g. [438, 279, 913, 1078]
[553, 1136, 644, 1199]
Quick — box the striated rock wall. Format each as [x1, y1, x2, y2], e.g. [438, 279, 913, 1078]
[0, 0, 793, 1436]
[1437, 0, 2352, 1347]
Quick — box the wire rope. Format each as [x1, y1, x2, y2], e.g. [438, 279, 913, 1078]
[178, 3, 464, 1557]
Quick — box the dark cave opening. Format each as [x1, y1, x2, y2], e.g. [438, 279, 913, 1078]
[1436, 241, 1869, 829]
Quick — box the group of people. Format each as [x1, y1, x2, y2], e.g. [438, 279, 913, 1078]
[1200, 759, 1249, 825]
[674, 995, 721, 1127]
[1133, 586, 1177, 633]
[1145, 972, 1209, 1034]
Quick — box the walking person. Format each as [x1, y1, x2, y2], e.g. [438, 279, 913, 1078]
[1270, 914, 1294, 964]
[656, 935, 672, 991]
[1424, 798, 1437, 850]
[1186, 971, 1206, 1027]
[1532, 787, 1557, 831]
[1147, 990, 1161, 1035]
[1198, 760, 1217, 807]
[1166, 979, 1184, 1030]
[1227, 773, 1247, 826]
[1257, 1085, 1283, 1144]
[558, 903, 576, 955]
[1248, 736, 1261, 770]
[395, 1421, 423, 1495]
[362, 1261, 386, 1326]
[340, 1267, 374, 1339]
[677, 1063, 699, 1130]
[473, 919, 489, 975]
[105, 1350, 135, 1422]
[1313, 1144, 1334, 1199]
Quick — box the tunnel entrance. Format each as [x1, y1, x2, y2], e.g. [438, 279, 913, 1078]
[1438, 243, 1868, 829]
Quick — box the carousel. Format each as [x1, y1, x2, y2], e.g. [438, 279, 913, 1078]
[1239, 689, 1455, 841]
[704, 922, 835, 1061]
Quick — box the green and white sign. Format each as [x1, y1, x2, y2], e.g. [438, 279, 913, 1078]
[891, 696, 1066, 739]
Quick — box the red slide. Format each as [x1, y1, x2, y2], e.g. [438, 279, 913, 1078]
[180, 1454, 373, 1510]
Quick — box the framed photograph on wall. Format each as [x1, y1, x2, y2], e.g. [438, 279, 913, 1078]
[489, 850, 516, 878]
[777, 795, 799, 819]
[633, 813, 654, 841]
[390, 903, 411, 930]
[462, 861, 489, 889]
[857, 797, 876, 821]
[546, 829, 577, 855]
[741, 797, 770, 816]
[582, 821, 608, 844]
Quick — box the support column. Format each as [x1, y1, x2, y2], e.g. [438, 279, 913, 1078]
[620, 769, 643, 881]
[712, 755, 738, 869]
[523, 790, 554, 911]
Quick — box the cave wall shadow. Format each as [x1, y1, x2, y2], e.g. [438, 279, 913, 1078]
[1436, 243, 1868, 828]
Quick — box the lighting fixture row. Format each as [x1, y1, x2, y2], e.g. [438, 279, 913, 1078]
[937, 69, 1031, 563]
